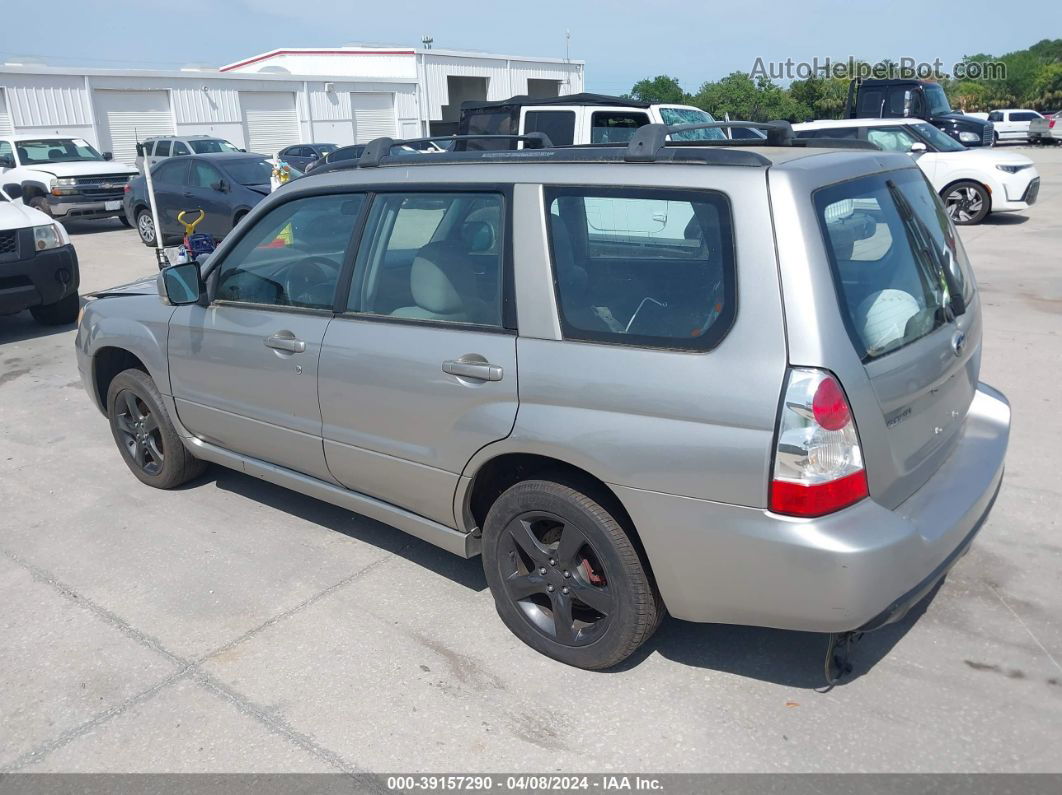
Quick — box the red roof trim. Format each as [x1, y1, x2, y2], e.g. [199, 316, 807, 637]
[220, 49, 416, 72]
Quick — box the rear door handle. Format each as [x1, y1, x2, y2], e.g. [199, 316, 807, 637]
[442, 359, 503, 381]
[265, 334, 306, 353]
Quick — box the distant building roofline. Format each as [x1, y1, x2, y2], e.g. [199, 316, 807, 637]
[219, 46, 583, 72]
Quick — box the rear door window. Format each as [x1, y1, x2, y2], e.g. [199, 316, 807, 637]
[545, 187, 735, 351]
[815, 169, 971, 360]
[590, 111, 651, 143]
[154, 140, 172, 156]
[523, 110, 576, 146]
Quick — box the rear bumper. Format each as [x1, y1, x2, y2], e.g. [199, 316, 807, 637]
[618, 383, 1010, 632]
[0, 243, 79, 314]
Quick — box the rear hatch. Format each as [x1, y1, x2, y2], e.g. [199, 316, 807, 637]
[814, 167, 980, 509]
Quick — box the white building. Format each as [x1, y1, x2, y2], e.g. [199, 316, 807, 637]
[0, 46, 584, 165]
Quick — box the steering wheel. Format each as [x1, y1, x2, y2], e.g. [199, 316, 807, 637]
[282, 256, 340, 307]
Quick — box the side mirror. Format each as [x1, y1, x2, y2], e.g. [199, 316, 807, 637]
[210, 179, 228, 193]
[158, 262, 206, 306]
[310, 152, 319, 160]
[0, 155, 14, 168]
[238, 148, 246, 153]
[3, 182, 22, 200]
[909, 142, 928, 154]
[103, 151, 113, 161]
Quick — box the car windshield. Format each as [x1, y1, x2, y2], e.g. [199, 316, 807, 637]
[912, 122, 966, 152]
[658, 107, 727, 140]
[924, 84, 952, 116]
[189, 139, 241, 154]
[223, 159, 276, 185]
[16, 139, 104, 164]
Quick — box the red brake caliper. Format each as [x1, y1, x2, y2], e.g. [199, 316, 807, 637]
[580, 557, 605, 586]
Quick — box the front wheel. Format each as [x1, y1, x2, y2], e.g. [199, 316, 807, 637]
[107, 369, 207, 488]
[942, 181, 991, 225]
[30, 291, 79, 325]
[482, 479, 662, 670]
[136, 208, 157, 247]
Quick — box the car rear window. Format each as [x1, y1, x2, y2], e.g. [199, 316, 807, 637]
[545, 186, 736, 351]
[815, 169, 974, 361]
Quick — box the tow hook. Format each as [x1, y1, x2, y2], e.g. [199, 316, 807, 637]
[822, 631, 863, 689]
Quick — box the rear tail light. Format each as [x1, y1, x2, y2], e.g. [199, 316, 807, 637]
[124, 183, 132, 193]
[1050, 119, 1056, 129]
[769, 368, 868, 517]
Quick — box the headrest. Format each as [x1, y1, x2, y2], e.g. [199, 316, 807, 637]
[461, 221, 495, 253]
[410, 242, 477, 315]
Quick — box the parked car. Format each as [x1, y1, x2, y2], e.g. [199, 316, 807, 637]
[135, 135, 243, 171]
[277, 143, 338, 172]
[304, 144, 364, 173]
[987, 109, 1045, 143]
[124, 153, 275, 247]
[846, 78, 995, 147]
[78, 125, 1010, 670]
[0, 182, 80, 324]
[795, 118, 1039, 224]
[1027, 111, 1061, 145]
[456, 92, 750, 148]
[0, 135, 137, 225]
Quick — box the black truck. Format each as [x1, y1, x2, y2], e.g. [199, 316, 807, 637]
[846, 78, 994, 147]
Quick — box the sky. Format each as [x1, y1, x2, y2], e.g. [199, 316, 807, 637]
[2, 0, 1059, 94]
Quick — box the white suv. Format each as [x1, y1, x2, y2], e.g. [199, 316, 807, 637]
[987, 109, 1045, 143]
[795, 118, 1039, 225]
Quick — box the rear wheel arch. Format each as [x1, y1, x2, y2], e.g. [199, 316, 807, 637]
[463, 453, 659, 587]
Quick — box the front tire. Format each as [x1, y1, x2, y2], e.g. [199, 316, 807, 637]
[106, 369, 206, 488]
[136, 208, 157, 247]
[29, 291, 79, 325]
[942, 181, 991, 225]
[28, 196, 54, 218]
[482, 479, 662, 670]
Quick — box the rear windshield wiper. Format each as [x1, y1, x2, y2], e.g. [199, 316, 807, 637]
[886, 180, 966, 317]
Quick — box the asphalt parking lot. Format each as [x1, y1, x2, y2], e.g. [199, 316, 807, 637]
[1, 147, 1060, 775]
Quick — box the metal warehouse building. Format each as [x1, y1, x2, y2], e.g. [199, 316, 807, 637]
[0, 46, 584, 166]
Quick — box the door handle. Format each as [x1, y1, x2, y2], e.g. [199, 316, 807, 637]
[443, 359, 503, 382]
[265, 333, 306, 353]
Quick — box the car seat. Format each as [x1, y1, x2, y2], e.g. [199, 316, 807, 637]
[551, 216, 611, 333]
[391, 241, 498, 325]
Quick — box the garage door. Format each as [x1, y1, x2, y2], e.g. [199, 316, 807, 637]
[241, 92, 299, 157]
[0, 90, 13, 137]
[351, 93, 396, 143]
[93, 90, 173, 167]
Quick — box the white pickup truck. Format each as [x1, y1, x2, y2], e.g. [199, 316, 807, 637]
[0, 135, 138, 225]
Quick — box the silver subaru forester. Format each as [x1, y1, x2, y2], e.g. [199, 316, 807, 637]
[76, 124, 1010, 670]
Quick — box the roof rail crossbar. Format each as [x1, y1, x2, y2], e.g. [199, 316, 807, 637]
[625, 121, 795, 162]
[358, 132, 554, 168]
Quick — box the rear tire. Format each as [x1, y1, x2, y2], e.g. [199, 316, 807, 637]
[942, 181, 991, 225]
[29, 291, 79, 325]
[482, 478, 662, 670]
[136, 208, 157, 247]
[106, 369, 207, 489]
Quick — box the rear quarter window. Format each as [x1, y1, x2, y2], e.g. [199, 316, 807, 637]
[545, 186, 736, 351]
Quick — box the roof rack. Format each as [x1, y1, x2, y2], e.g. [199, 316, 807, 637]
[625, 121, 794, 161]
[358, 133, 552, 168]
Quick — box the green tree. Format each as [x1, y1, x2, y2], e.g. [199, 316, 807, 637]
[626, 75, 688, 105]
